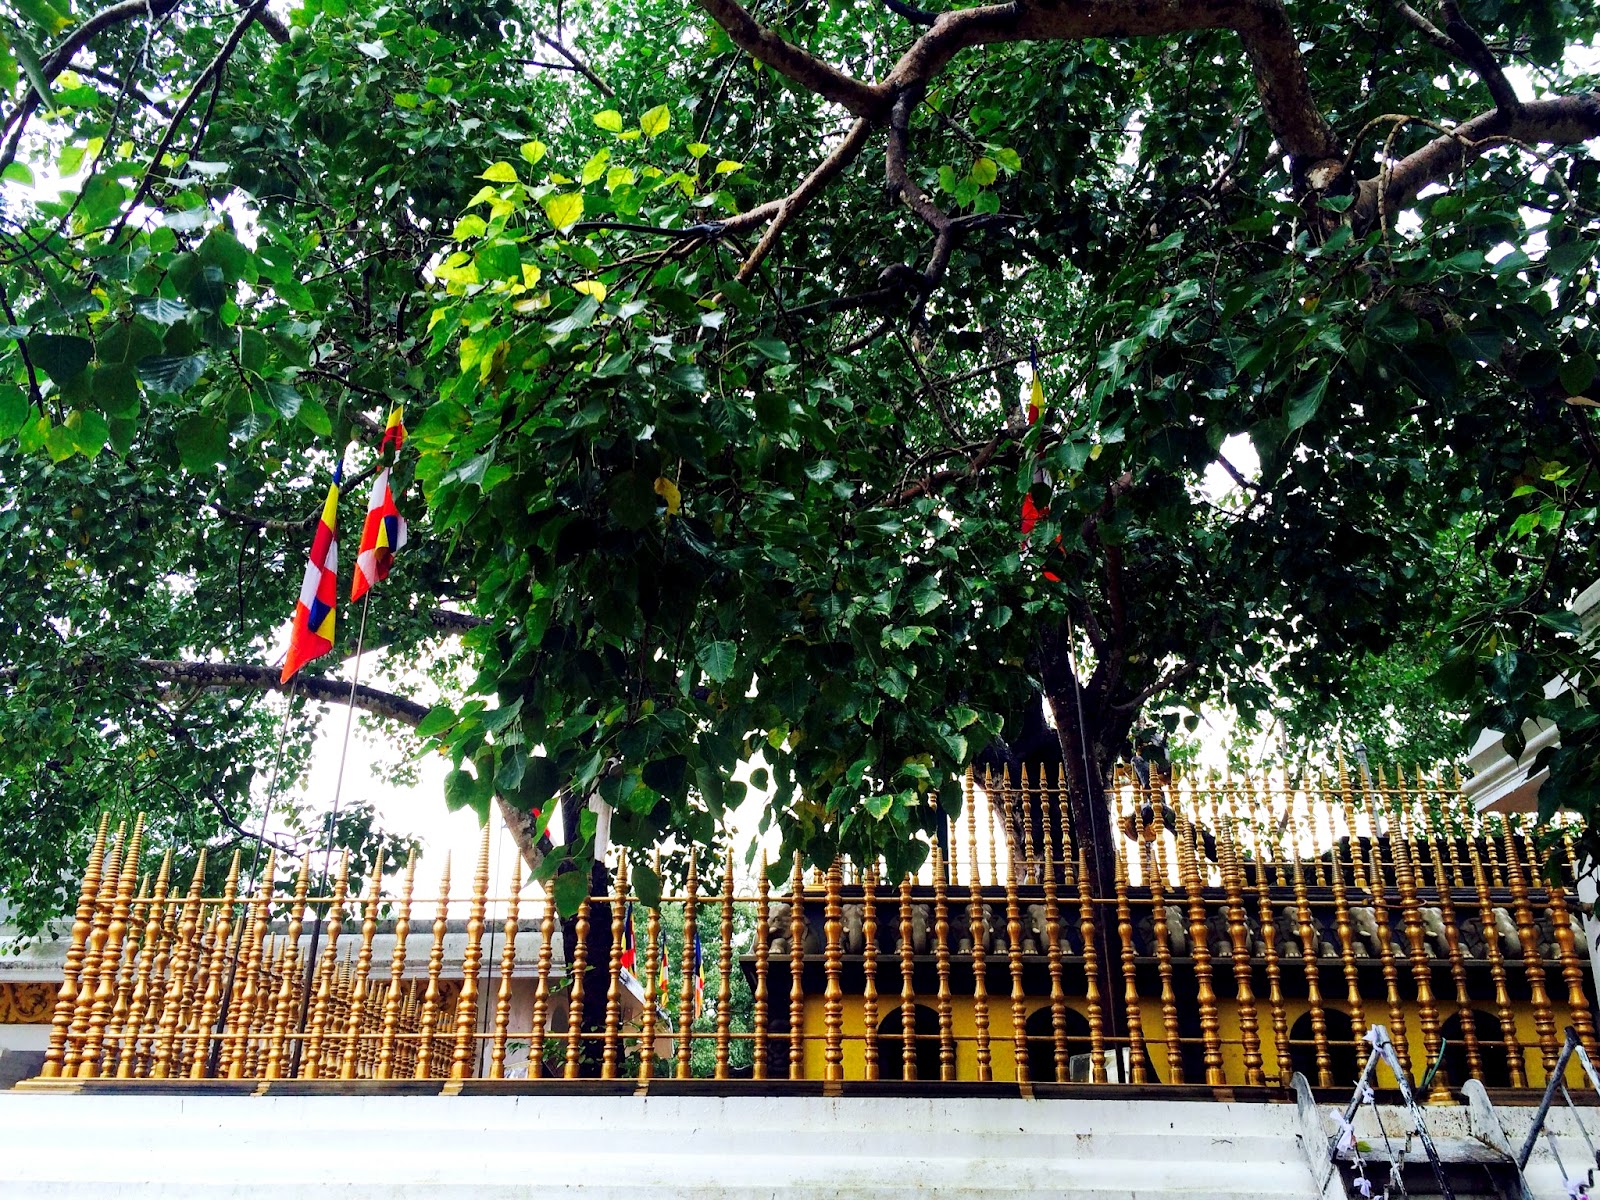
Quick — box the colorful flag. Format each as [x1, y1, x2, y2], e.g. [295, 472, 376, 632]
[657, 927, 670, 994]
[350, 407, 407, 602]
[621, 903, 636, 971]
[1019, 360, 1061, 581]
[692, 929, 704, 1020]
[281, 462, 342, 684]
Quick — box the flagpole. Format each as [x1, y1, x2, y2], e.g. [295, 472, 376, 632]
[204, 677, 299, 1077]
[289, 589, 373, 1077]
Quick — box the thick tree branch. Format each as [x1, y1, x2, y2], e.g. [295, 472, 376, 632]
[1351, 92, 1600, 228]
[1390, 0, 1518, 115]
[530, 30, 615, 97]
[691, 0, 885, 115]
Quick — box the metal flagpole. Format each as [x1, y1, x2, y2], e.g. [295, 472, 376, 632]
[289, 590, 374, 1077]
[204, 677, 300, 1077]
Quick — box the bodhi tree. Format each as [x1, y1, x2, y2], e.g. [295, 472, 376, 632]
[2, 0, 1599, 935]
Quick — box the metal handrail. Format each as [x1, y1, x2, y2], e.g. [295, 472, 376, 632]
[1324, 1024, 1454, 1200]
[1514, 1026, 1600, 1196]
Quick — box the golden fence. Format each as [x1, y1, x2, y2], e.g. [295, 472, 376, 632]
[28, 761, 1600, 1095]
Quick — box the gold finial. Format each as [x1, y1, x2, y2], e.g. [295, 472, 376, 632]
[529, 880, 556, 1080]
[985, 770, 1000, 888]
[373, 849, 416, 1080]
[487, 859, 522, 1081]
[822, 857, 845, 1085]
[411, 854, 450, 1080]
[601, 852, 629, 1080]
[752, 852, 770, 1081]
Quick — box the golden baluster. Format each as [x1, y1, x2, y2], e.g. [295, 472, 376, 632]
[371, 850, 416, 1080]
[1484, 814, 1507, 890]
[1021, 769, 1038, 885]
[334, 856, 384, 1080]
[898, 869, 917, 1081]
[1219, 815, 1262, 1086]
[1036, 767, 1071, 1083]
[132, 859, 182, 1077]
[1431, 768, 1467, 891]
[223, 850, 276, 1079]
[823, 858, 845, 1084]
[78, 816, 144, 1078]
[450, 826, 493, 1080]
[488, 860, 523, 1081]
[601, 852, 630, 1080]
[1362, 774, 1410, 1078]
[752, 854, 770, 1081]
[118, 853, 170, 1077]
[1503, 815, 1559, 1075]
[1545, 834, 1599, 1061]
[986, 772, 1000, 888]
[862, 862, 880, 1081]
[565, 891, 593, 1080]
[106, 872, 149, 1077]
[42, 814, 111, 1077]
[187, 849, 238, 1079]
[1002, 838, 1028, 1088]
[1174, 801, 1223, 1085]
[302, 853, 352, 1079]
[1466, 827, 1527, 1086]
[1110, 791, 1146, 1083]
[638, 859, 662, 1085]
[966, 773, 993, 1082]
[1252, 810, 1291, 1088]
[1286, 805, 1332, 1088]
[1077, 847, 1107, 1083]
[264, 854, 313, 1080]
[65, 821, 125, 1077]
[529, 883, 556, 1080]
[675, 847, 701, 1080]
[411, 855, 450, 1080]
[151, 852, 206, 1078]
[931, 842, 956, 1081]
[1143, 782, 1184, 1085]
[787, 853, 805, 1080]
[1420, 788, 1481, 1083]
[1319, 773, 1366, 1048]
[715, 852, 736, 1081]
[1388, 773, 1441, 1077]
[1335, 751, 1368, 893]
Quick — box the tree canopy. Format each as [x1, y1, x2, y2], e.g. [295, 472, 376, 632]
[2, 0, 1599, 926]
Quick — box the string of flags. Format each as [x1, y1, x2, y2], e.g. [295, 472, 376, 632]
[280, 405, 408, 684]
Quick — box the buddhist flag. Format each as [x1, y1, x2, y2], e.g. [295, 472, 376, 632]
[621, 903, 636, 971]
[657, 928, 670, 994]
[281, 462, 342, 684]
[350, 407, 408, 602]
[692, 929, 705, 1019]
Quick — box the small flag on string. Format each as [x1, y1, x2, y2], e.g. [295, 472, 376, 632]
[281, 461, 342, 684]
[692, 929, 705, 1020]
[351, 407, 407, 601]
[621, 902, 636, 971]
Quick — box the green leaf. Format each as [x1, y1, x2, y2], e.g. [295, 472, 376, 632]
[416, 705, 457, 738]
[175, 413, 228, 471]
[1559, 351, 1595, 397]
[542, 192, 584, 231]
[699, 640, 737, 682]
[750, 337, 790, 363]
[607, 468, 658, 529]
[632, 861, 662, 909]
[444, 766, 492, 823]
[0, 387, 29, 439]
[640, 104, 671, 137]
[970, 156, 998, 186]
[479, 161, 519, 183]
[138, 354, 206, 394]
[1285, 373, 1328, 431]
[686, 142, 710, 159]
[520, 140, 547, 164]
[552, 868, 590, 917]
[27, 334, 93, 383]
[593, 109, 624, 133]
[68, 409, 108, 457]
[132, 296, 190, 325]
[863, 792, 895, 820]
[297, 396, 332, 436]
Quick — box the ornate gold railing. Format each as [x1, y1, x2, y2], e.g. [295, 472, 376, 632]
[28, 762, 1600, 1094]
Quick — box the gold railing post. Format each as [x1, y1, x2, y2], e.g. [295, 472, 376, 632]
[1077, 847, 1106, 1083]
[529, 882, 555, 1080]
[1319, 772, 1366, 1048]
[1420, 784, 1481, 1082]
[449, 826, 493, 1080]
[1388, 770, 1441, 1077]
[412, 854, 450, 1080]
[715, 852, 736, 1081]
[601, 852, 629, 1080]
[1219, 812, 1262, 1086]
[752, 854, 770, 1081]
[967, 772, 993, 1082]
[898, 868, 916, 1081]
[862, 862, 880, 1081]
[1003, 825, 1028, 1089]
[786, 853, 805, 1080]
[43, 814, 111, 1077]
[334, 856, 383, 1080]
[565, 890, 593, 1080]
[1504, 814, 1559, 1075]
[151, 851, 205, 1078]
[1362, 772, 1411, 1078]
[824, 858, 845, 1084]
[224, 850, 276, 1079]
[373, 850, 417, 1081]
[1466, 823, 1527, 1086]
[187, 848, 238, 1079]
[638, 856, 662, 1086]
[489, 862, 523, 1080]
[1036, 766, 1071, 1083]
[1142, 784, 1183, 1085]
[1174, 800, 1223, 1085]
[932, 842, 956, 1081]
[1111, 790, 1146, 1083]
[78, 817, 144, 1078]
[118, 850, 172, 1077]
[1546, 832, 1599, 1061]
